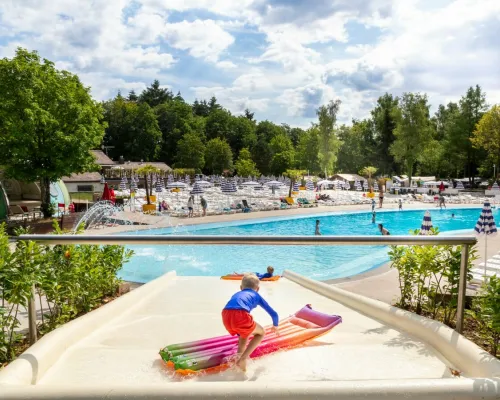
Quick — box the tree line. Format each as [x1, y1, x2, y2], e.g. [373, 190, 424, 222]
[1, 48, 499, 215]
[103, 81, 499, 185]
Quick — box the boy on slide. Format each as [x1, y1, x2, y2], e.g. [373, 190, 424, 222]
[222, 274, 279, 371]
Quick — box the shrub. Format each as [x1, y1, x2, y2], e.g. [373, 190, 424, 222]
[0, 222, 133, 363]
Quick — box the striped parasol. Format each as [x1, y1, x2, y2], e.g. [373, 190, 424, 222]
[362, 180, 369, 191]
[167, 174, 174, 184]
[100, 174, 106, 184]
[354, 180, 362, 191]
[373, 181, 379, 191]
[419, 211, 433, 235]
[293, 182, 300, 191]
[475, 201, 498, 279]
[119, 177, 127, 191]
[306, 180, 314, 191]
[344, 181, 350, 190]
[155, 180, 163, 193]
[492, 181, 500, 190]
[184, 175, 191, 185]
[456, 180, 464, 190]
[130, 179, 138, 191]
[190, 183, 204, 195]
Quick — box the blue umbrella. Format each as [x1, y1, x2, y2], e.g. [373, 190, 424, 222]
[354, 180, 362, 191]
[362, 180, 369, 191]
[306, 180, 314, 191]
[419, 211, 433, 235]
[293, 182, 299, 191]
[475, 201, 498, 278]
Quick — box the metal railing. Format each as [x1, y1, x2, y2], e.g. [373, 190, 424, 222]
[14, 234, 477, 340]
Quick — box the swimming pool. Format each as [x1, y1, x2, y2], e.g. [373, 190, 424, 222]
[118, 207, 494, 283]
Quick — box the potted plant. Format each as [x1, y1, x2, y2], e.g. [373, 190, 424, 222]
[136, 165, 161, 213]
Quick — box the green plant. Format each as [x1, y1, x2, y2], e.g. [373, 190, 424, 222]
[40, 202, 56, 218]
[470, 275, 500, 356]
[136, 165, 161, 205]
[389, 227, 476, 326]
[0, 221, 134, 364]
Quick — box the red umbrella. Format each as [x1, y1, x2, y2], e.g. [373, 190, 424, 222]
[101, 182, 111, 201]
[439, 181, 445, 192]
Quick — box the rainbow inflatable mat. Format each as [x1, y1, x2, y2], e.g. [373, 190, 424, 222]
[220, 274, 281, 281]
[159, 305, 342, 375]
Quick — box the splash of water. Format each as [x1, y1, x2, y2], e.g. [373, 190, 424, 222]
[73, 201, 133, 232]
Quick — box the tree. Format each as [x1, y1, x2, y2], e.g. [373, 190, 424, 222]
[155, 99, 204, 165]
[317, 100, 342, 177]
[244, 108, 254, 121]
[138, 80, 173, 107]
[128, 90, 138, 101]
[205, 138, 233, 174]
[371, 93, 399, 175]
[136, 165, 160, 205]
[471, 105, 500, 177]
[208, 96, 221, 112]
[359, 166, 378, 187]
[234, 148, 260, 177]
[269, 134, 294, 175]
[285, 169, 306, 197]
[227, 116, 257, 155]
[175, 133, 206, 171]
[103, 96, 161, 162]
[205, 108, 232, 141]
[457, 85, 488, 183]
[296, 127, 320, 173]
[390, 93, 434, 186]
[0, 48, 105, 217]
[336, 121, 376, 173]
[193, 99, 210, 117]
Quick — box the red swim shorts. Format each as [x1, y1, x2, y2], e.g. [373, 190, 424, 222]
[222, 309, 256, 338]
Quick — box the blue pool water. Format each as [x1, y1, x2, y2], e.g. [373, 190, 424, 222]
[118, 207, 495, 283]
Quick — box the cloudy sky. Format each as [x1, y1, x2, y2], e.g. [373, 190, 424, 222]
[1, 0, 499, 126]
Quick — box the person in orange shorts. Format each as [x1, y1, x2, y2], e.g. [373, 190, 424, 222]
[222, 274, 279, 371]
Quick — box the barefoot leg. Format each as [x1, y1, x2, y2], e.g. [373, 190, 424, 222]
[237, 336, 248, 355]
[236, 324, 265, 371]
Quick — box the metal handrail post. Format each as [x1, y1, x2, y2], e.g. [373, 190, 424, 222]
[456, 244, 470, 334]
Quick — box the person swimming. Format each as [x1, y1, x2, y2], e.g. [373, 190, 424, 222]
[451, 213, 455, 218]
[378, 223, 390, 235]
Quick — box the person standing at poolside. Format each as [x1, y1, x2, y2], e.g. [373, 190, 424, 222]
[379, 187, 384, 208]
[371, 198, 376, 212]
[398, 199, 403, 211]
[315, 220, 321, 235]
[200, 195, 207, 217]
[439, 193, 446, 209]
[187, 195, 194, 218]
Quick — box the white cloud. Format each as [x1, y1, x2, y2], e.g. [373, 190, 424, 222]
[164, 19, 235, 63]
[1, 0, 499, 126]
[216, 61, 238, 69]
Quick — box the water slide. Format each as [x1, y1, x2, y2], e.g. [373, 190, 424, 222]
[1, 270, 500, 399]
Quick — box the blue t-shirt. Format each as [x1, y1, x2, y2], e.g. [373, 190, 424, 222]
[224, 288, 279, 326]
[255, 272, 273, 280]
